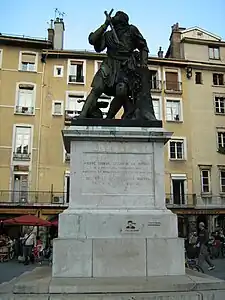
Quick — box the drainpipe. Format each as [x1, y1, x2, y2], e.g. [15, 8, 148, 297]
[35, 53, 47, 193]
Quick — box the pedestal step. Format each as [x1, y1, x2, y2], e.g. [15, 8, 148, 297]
[52, 237, 185, 278]
[58, 209, 178, 238]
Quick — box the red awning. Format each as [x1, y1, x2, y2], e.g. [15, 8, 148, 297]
[3, 215, 51, 226]
[51, 220, 58, 226]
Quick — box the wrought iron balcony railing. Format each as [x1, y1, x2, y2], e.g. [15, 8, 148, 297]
[15, 106, 34, 114]
[165, 194, 196, 208]
[68, 75, 84, 83]
[195, 195, 225, 208]
[150, 80, 162, 91]
[164, 81, 182, 93]
[0, 190, 69, 206]
[13, 152, 31, 161]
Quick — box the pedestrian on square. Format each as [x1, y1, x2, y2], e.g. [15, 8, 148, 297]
[20, 228, 36, 265]
[197, 222, 215, 271]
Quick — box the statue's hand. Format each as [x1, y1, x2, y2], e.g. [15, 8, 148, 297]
[104, 14, 111, 27]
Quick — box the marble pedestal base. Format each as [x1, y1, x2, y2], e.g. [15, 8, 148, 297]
[53, 236, 185, 278]
[53, 125, 185, 279]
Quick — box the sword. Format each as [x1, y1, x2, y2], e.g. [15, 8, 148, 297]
[104, 9, 120, 44]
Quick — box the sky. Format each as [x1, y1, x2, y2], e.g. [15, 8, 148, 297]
[0, 0, 224, 55]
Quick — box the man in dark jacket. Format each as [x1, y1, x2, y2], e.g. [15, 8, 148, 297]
[197, 222, 215, 270]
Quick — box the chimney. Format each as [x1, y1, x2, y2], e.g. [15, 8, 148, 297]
[53, 17, 65, 50]
[48, 19, 54, 46]
[157, 46, 163, 58]
[169, 22, 183, 59]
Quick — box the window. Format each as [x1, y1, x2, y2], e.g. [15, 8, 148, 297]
[52, 101, 63, 116]
[215, 96, 225, 114]
[65, 92, 86, 119]
[150, 70, 161, 90]
[213, 73, 224, 86]
[168, 139, 186, 160]
[200, 169, 211, 193]
[0, 49, 3, 68]
[165, 71, 181, 91]
[68, 60, 85, 84]
[209, 47, 220, 60]
[220, 170, 225, 193]
[64, 151, 70, 163]
[166, 99, 182, 121]
[195, 72, 202, 84]
[94, 60, 102, 74]
[13, 126, 31, 160]
[15, 83, 35, 115]
[54, 65, 64, 77]
[99, 94, 112, 118]
[217, 130, 225, 149]
[19, 52, 37, 72]
[152, 98, 161, 120]
[64, 172, 70, 203]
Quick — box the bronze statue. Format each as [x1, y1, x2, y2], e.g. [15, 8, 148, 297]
[78, 10, 156, 121]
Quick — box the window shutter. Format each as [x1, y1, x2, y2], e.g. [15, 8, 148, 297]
[22, 53, 36, 63]
[165, 72, 178, 90]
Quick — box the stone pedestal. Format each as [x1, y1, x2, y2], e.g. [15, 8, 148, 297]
[53, 124, 185, 278]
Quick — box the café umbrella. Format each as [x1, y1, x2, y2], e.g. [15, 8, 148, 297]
[3, 215, 51, 226]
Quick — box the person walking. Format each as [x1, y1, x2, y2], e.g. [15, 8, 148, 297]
[197, 222, 215, 271]
[21, 228, 36, 265]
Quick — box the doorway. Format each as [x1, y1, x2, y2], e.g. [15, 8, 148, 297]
[12, 173, 28, 203]
[171, 175, 187, 205]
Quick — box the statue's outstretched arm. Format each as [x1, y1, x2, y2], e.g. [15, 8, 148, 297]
[88, 24, 108, 53]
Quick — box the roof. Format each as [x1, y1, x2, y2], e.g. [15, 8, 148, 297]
[180, 26, 221, 41]
[0, 34, 52, 49]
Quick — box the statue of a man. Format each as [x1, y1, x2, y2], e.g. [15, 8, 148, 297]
[79, 10, 156, 120]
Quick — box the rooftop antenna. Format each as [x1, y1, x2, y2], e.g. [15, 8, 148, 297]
[54, 8, 66, 20]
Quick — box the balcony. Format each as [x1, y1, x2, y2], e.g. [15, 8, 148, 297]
[164, 81, 182, 94]
[13, 152, 31, 161]
[0, 190, 69, 206]
[150, 80, 162, 92]
[165, 194, 196, 208]
[64, 110, 80, 125]
[68, 75, 84, 84]
[15, 106, 34, 115]
[195, 195, 225, 208]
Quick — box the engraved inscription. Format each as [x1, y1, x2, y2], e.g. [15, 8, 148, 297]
[148, 221, 161, 227]
[81, 152, 153, 195]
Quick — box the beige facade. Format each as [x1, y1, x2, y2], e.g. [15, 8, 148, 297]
[3, 18, 225, 225]
[167, 25, 225, 214]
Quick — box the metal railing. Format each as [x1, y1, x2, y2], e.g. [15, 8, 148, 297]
[0, 33, 49, 41]
[195, 195, 225, 208]
[68, 75, 84, 83]
[13, 152, 31, 161]
[165, 194, 196, 208]
[150, 80, 162, 91]
[64, 110, 80, 123]
[0, 190, 69, 206]
[15, 106, 34, 114]
[164, 81, 182, 92]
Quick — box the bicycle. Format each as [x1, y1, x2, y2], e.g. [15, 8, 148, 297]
[185, 257, 204, 273]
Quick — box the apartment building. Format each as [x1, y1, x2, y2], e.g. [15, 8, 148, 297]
[166, 23, 225, 232]
[0, 16, 211, 235]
